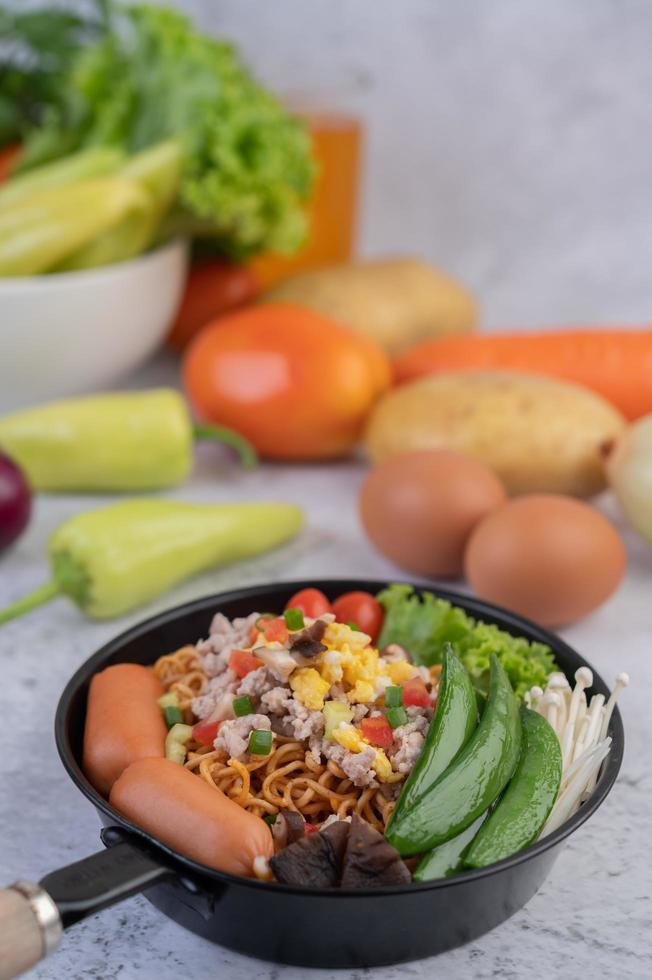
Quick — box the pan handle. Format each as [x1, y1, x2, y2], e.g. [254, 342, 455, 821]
[0, 832, 171, 980]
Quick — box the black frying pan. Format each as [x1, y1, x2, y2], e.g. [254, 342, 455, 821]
[0, 580, 624, 977]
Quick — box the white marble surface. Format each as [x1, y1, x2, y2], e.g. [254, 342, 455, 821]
[0, 378, 650, 979]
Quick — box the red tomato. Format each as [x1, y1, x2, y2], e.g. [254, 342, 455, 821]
[0, 144, 20, 184]
[403, 677, 430, 708]
[229, 649, 262, 678]
[331, 592, 384, 643]
[361, 716, 393, 749]
[167, 260, 259, 350]
[192, 719, 221, 745]
[304, 823, 318, 835]
[263, 619, 289, 645]
[285, 588, 332, 618]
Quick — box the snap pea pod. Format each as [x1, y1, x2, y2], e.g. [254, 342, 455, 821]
[464, 707, 562, 868]
[386, 654, 521, 857]
[413, 810, 488, 881]
[387, 644, 477, 831]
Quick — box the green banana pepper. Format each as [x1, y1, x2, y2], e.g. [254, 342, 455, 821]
[464, 707, 562, 869]
[0, 389, 257, 491]
[387, 644, 477, 830]
[0, 147, 125, 208]
[386, 654, 522, 857]
[0, 498, 302, 626]
[58, 142, 183, 271]
[0, 177, 149, 276]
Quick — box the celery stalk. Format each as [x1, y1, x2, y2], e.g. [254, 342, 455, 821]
[0, 148, 125, 208]
[0, 178, 151, 276]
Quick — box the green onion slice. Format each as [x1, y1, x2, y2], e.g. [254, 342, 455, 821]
[249, 729, 273, 755]
[164, 705, 184, 728]
[387, 706, 409, 729]
[284, 607, 305, 631]
[384, 685, 403, 708]
[233, 695, 253, 717]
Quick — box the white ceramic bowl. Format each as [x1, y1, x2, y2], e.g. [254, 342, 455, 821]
[0, 239, 189, 411]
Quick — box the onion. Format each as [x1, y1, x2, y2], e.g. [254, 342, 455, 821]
[0, 451, 31, 552]
[604, 416, 652, 543]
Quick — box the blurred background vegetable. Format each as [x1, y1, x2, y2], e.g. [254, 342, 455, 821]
[604, 415, 652, 544]
[265, 258, 476, 354]
[0, 450, 31, 553]
[183, 303, 391, 459]
[167, 259, 259, 351]
[394, 329, 652, 421]
[250, 110, 361, 289]
[0, 389, 256, 492]
[0, 0, 107, 149]
[0, 0, 314, 275]
[364, 371, 625, 497]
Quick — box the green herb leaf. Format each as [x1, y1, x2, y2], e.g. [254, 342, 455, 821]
[376, 584, 556, 699]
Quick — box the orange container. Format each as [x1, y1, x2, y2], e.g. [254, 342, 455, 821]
[250, 111, 362, 289]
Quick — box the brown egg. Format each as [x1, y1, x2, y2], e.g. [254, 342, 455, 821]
[465, 494, 626, 626]
[359, 449, 507, 577]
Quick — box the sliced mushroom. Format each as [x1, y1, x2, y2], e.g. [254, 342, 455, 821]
[290, 620, 328, 659]
[253, 644, 297, 682]
[269, 820, 350, 887]
[340, 815, 411, 888]
[272, 810, 306, 850]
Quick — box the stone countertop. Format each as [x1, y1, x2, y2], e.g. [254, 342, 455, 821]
[1, 453, 650, 980]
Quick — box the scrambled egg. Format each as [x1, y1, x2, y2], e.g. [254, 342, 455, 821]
[331, 723, 403, 784]
[313, 622, 416, 704]
[289, 667, 330, 711]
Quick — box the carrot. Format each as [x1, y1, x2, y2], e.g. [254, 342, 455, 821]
[393, 330, 652, 420]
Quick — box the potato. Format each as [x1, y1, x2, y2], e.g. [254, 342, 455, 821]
[264, 258, 476, 354]
[364, 371, 626, 497]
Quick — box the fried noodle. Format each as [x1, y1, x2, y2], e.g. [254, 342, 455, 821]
[153, 646, 398, 832]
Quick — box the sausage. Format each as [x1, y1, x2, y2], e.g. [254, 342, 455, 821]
[83, 663, 167, 796]
[109, 757, 274, 876]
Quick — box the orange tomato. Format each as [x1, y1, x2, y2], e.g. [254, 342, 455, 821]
[167, 260, 259, 351]
[183, 304, 391, 459]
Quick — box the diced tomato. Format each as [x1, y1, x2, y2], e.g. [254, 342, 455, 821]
[331, 592, 384, 643]
[192, 719, 221, 745]
[229, 649, 262, 678]
[361, 716, 393, 749]
[285, 588, 332, 618]
[304, 823, 318, 835]
[263, 618, 289, 644]
[403, 677, 431, 708]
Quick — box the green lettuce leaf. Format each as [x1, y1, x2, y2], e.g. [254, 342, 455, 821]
[15, 2, 314, 258]
[377, 584, 556, 699]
